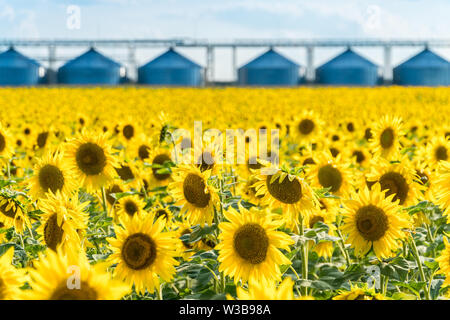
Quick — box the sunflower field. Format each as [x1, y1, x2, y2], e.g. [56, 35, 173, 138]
[0, 87, 450, 300]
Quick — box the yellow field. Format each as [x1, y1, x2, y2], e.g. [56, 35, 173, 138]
[0, 87, 449, 300]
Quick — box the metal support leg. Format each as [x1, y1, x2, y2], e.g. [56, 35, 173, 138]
[206, 46, 214, 85]
[48, 45, 56, 71]
[232, 46, 237, 83]
[128, 44, 137, 82]
[306, 46, 315, 83]
[383, 45, 392, 83]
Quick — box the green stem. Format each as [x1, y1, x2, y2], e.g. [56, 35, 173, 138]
[298, 216, 309, 296]
[336, 228, 351, 267]
[409, 235, 431, 300]
[101, 187, 108, 215]
[156, 283, 164, 300]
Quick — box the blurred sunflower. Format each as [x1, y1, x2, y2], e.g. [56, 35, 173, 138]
[366, 156, 422, 206]
[341, 183, 410, 259]
[435, 237, 450, 288]
[0, 247, 26, 300]
[291, 110, 324, 144]
[66, 131, 117, 191]
[107, 213, 180, 294]
[216, 205, 294, 285]
[116, 195, 146, 220]
[0, 122, 14, 164]
[253, 165, 318, 230]
[230, 277, 298, 300]
[0, 190, 30, 234]
[169, 165, 219, 226]
[307, 150, 354, 197]
[25, 248, 129, 300]
[36, 191, 88, 252]
[28, 149, 77, 200]
[369, 115, 404, 159]
[419, 136, 450, 169]
[333, 283, 386, 300]
[145, 146, 174, 189]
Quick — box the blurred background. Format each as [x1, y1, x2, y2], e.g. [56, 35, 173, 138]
[0, 0, 449, 86]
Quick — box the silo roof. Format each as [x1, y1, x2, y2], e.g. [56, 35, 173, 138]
[240, 49, 299, 69]
[318, 49, 377, 69]
[394, 49, 450, 69]
[140, 48, 201, 69]
[60, 48, 121, 70]
[0, 47, 40, 68]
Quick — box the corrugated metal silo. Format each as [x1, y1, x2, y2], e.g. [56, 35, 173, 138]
[138, 48, 203, 86]
[238, 49, 300, 86]
[0, 47, 42, 86]
[58, 48, 123, 85]
[316, 49, 379, 86]
[393, 49, 450, 86]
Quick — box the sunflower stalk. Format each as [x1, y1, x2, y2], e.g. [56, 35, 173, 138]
[408, 235, 431, 300]
[298, 216, 309, 296]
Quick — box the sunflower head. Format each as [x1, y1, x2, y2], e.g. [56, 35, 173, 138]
[216, 205, 294, 285]
[66, 131, 117, 192]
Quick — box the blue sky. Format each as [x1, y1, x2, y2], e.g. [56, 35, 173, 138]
[1, 0, 450, 80]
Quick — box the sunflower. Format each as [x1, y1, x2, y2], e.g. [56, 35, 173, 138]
[290, 110, 324, 145]
[36, 191, 88, 252]
[341, 183, 410, 259]
[28, 149, 77, 200]
[369, 115, 404, 159]
[128, 133, 152, 162]
[107, 213, 180, 294]
[307, 202, 337, 259]
[366, 156, 422, 207]
[104, 181, 127, 209]
[434, 161, 450, 221]
[216, 205, 294, 285]
[145, 146, 175, 189]
[114, 161, 143, 191]
[253, 165, 318, 230]
[238, 176, 264, 206]
[173, 222, 197, 261]
[0, 122, 14, 164]
[24, 248, 129, 300]
[169, 165, 219, 226]
[0, 247, 26, 300]
[231, 277, 297, 300]
[419, 136, 450, 169]
[0, 190, 30, 234]
[116, 195, 146, 220]
[307, 150, 354, 197]
[333, 283, 386, 300]
[65, 130, 117, 191]
[436, 237, 450, 288]
[149, 201, 174, 229]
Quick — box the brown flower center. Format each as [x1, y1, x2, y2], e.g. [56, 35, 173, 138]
[355, 205, 388, 241]
[38, 164, 65, 193]
[298, 119, 315, 135]
[44, 213, 64, 251]
[266, 174, 302, 204]
[75, 143, 107, 175]
[121, 233, 157, 270]
[318, 164, 343, 193]
[233, 223, 269, 264]
[183, 173, 211, 208]
[379, 171, 409, 205]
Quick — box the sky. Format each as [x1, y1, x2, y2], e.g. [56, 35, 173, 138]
[1, 0, 450, 80]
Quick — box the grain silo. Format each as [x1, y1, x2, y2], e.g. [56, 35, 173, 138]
[316, 49, 379, 86]
[0, 47, 43, 86]
[138, 48, 203, 86]
[393, 49, 450, 86]
[238, 49, 300, 86]
[58, 48, 124, 85]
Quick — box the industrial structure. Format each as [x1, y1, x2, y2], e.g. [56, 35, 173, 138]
[316, 49, 380, 86]
[393, 49, 450, 86]
[0, 47, 43, 86]
[58, 48, 124, 85]
[138, 48, 203, 86]
[0, 38, 449, 86]
[238, 48, 301, 86]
